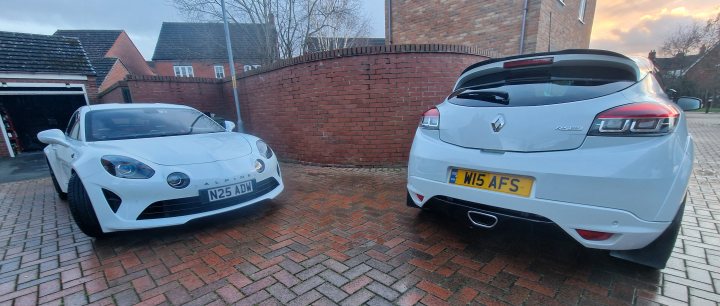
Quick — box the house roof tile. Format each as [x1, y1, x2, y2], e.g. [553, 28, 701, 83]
[151, 22, 271, 63]
[0, 31, 95, 75]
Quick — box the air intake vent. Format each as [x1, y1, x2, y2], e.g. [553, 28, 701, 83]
[102, 189, 122, 213]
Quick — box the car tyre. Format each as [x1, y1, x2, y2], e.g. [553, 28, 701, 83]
[68, 172, 105, 238]
[46, 158, 68, 201]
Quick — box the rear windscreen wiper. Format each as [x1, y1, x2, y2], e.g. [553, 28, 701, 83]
[450, 90, 509, 105]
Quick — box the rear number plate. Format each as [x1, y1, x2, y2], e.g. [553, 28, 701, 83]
[203, 180, 254, 202]
[450, 169, 534, 197]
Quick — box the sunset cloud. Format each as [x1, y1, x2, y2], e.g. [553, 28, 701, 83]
[590, 0, 720, 56]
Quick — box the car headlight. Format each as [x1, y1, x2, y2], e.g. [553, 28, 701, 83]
[101, 155, 155, 179]
[256, 140, 273, 159]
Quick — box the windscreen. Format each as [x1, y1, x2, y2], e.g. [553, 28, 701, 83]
[85, 108, 225, 141]
[449, 65, 637, 107]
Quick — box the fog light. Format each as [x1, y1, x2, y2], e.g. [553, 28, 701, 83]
[255, 159, 265, 173]
[576, 229, 613, 241]
[167, 172, 190, 189]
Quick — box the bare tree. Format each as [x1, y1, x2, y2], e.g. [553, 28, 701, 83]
[172, 0, 372, 60]
[309, 0, 371, 52]
[661, 13, 719, 57]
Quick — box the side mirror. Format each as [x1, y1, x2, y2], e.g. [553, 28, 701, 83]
[37, 129, 70, 147]
[223, 121, 236, 132]
[676, 96, 702, 111]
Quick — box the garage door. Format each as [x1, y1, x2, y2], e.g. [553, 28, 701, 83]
[1, 84, 88, 156]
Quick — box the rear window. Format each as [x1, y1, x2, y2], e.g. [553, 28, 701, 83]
[450, 65, 636, 107]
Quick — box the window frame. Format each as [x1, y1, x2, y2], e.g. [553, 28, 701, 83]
[66, 111, 81, 140]
[173, 65, 194, 77]
[214, 65, 225, 79]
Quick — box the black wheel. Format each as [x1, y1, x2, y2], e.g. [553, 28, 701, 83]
[46, 158, 68, 201]
[68, 173, 105, 238]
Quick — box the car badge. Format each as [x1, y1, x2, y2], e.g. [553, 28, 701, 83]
[491, 115, 505, 132]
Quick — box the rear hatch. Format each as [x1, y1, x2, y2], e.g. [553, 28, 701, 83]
[439, 51, 642, 152]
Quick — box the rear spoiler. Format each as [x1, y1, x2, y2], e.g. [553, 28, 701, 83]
[462, 49, 632, 74]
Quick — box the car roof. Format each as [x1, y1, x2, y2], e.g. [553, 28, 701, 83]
[82, 103, 195, 112]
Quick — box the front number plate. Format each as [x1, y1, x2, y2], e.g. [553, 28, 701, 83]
[204, 180, 254, 203]
[450, 169, 534, 197]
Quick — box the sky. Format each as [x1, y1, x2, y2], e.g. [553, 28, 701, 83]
[0, 0, 717, 60]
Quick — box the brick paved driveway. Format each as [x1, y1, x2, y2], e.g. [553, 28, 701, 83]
[1, 113, 719, 306]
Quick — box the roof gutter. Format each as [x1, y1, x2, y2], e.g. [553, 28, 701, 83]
[519, 0, 529, 54]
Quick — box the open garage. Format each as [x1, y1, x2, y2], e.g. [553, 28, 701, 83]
[1, 84, 88, 155]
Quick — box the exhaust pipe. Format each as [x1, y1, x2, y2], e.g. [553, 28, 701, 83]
[467, 211, 498, 228]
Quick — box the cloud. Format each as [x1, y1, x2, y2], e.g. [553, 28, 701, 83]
[590, 1, 720, 56]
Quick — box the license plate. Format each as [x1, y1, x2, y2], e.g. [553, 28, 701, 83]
[203, 180, 254, 202]
[450, 168, 534, 197]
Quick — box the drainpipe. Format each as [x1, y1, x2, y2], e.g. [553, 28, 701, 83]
[519, 0, 529, 54]
[387, 0, 393, 44]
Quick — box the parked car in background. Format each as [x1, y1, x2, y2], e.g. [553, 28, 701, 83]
[406, 49, 701, 269]
[38, 103, 283, 237]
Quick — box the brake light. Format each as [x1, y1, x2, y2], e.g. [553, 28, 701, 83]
[503, 57, 554, 69]
[576, 229, 614, 241]
[420, 107, 440, 129]
[588, 103, 679, 136]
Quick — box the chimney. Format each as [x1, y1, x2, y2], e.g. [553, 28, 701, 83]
[648, 49, 656, 61]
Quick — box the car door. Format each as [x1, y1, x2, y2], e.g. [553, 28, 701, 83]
[54, 111, 81, 182]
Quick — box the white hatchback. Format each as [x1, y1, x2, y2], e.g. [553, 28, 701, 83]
[406, 50, 701, 269]
[38, 103, 283, 237]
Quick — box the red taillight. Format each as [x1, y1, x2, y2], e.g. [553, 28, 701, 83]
[420, 107, 440, 129]
[415, 193, 424, 201]
[503, 57, 554, 69]
[588, 103, 679, 136]
[576, 229, 614, 241]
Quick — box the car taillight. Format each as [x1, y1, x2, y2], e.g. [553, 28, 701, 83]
[588, 103, 679, 136]
[576, 229, 614, 241]
[420, 107, 440, 129]
[503, 57, 553, 69]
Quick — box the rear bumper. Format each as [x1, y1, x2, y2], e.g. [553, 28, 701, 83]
[407, 129, 692, 250]
[408, 176, 669, 250]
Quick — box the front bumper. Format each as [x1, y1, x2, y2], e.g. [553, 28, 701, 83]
[82, 155, 284, 232]
[407, 129, 692, 250]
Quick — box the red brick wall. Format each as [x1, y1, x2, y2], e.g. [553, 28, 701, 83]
[99, 45, 490, 166]
[386, 0, 595, 57]
[152, 61, 248, 79]
[99, 76, 235, 119]
[106, 32, 155, 76]
[233, 45, 489, 166]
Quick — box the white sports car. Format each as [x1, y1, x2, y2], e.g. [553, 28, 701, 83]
[38, 103, 283, 237]
[407, 50, 701, 269]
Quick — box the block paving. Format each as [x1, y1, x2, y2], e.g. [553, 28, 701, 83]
[1, 112, 719, 305]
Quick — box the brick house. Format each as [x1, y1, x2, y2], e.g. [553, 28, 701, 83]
[0, 31, 96, 158]
[151, 22, 276, 79]
[54, 30, 155, 92]
[385, 0, 596, 56]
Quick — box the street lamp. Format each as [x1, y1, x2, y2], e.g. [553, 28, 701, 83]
[221, 0, 244, 132]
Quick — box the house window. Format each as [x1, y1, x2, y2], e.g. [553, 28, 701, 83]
[214, 65, 225, 79]
[578, 0, 587, 22]
[173, 65, 194, 77]
[243, 65, 262, 72]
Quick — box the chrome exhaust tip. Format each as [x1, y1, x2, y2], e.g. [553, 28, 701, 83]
[467, 211, 498, 228]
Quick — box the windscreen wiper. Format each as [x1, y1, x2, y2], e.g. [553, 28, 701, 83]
[450, 90, 510, 105]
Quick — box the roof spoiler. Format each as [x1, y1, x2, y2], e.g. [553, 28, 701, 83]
[462, 49, 632, 74]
